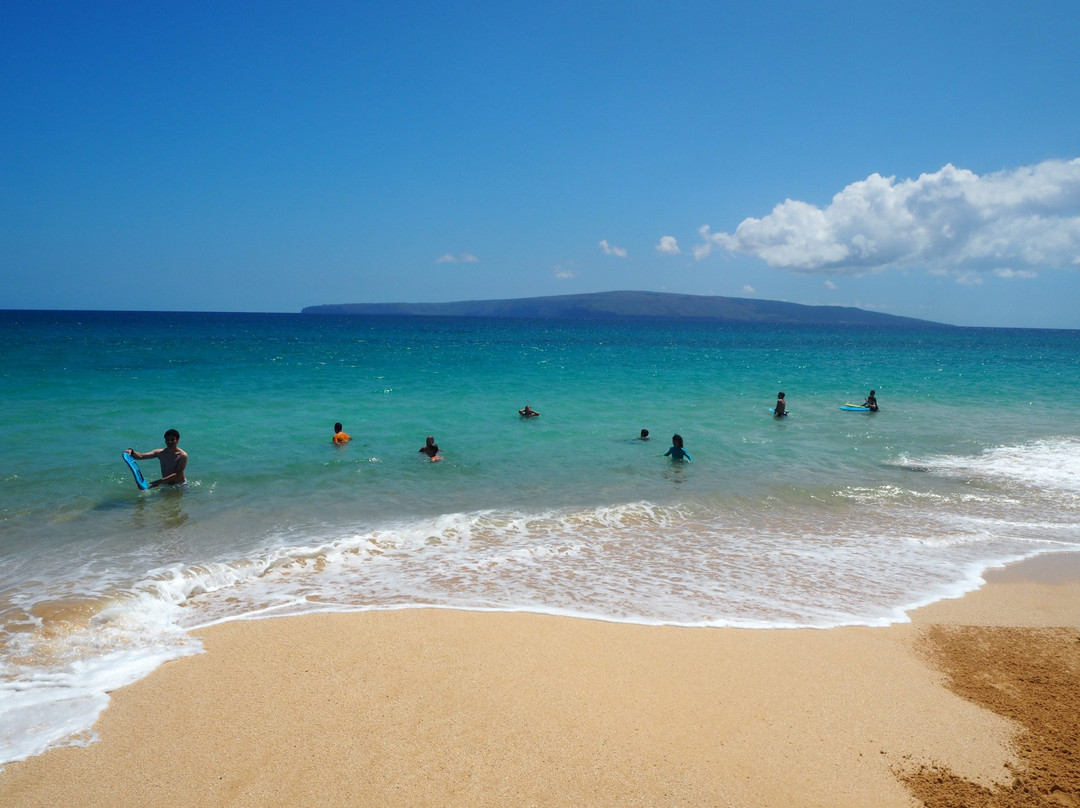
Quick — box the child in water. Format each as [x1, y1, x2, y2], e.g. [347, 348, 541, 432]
[418, 435, 441, 461]
[663, 434, 693, 462]
[332, 422, 351, 445]
[774, 392, 787, 417]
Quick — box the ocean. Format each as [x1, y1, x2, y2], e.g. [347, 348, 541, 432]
[1, 309, 1078, 764]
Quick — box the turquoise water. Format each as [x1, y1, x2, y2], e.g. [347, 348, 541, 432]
[1, 310, 1079, 763]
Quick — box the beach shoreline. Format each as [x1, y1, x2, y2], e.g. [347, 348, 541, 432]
[2, 553, 1078, 808]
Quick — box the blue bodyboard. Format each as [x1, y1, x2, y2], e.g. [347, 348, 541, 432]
[123, 452, 150, 490]
[840, 403, 871, 412]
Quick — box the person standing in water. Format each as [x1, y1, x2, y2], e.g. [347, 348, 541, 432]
[418, 435, 441, 461]
[663, 434, 693, 462]
[127, 429, 188, 487]
[638, 429, 651, 440]
[863, 390, 878, 411]
[774, 392, 787, 417]
[332, 422, 351, 445]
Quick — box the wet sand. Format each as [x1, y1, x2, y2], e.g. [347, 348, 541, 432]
[2, 554, 1079, 808]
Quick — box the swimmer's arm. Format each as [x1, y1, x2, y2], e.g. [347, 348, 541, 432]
[127, 448, 161, 460]
[683, 452, 693, 462]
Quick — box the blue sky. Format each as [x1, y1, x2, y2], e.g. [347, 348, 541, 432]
[2, 1, 1079, 328]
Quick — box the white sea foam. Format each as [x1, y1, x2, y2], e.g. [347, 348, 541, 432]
[906, 436, 1080, 494]
[0, 599, 201, 765]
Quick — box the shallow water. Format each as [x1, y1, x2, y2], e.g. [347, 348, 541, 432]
[1, 310, 1078, 763]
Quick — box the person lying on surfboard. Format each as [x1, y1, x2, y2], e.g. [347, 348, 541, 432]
[127, 429, 188, 487]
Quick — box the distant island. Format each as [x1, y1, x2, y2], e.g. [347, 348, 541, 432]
[301, 290, 946, 327]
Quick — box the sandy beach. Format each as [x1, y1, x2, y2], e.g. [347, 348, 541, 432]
[2, 555, 1078, 808]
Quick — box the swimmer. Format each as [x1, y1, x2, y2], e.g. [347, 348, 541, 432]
[663, 434, 693, 462]
[638, 428, 650, 440]
[863, 390, 878, 412]
[774, 392, 787, 417]
[332, 422, 351, 445]
[519, 405, 540, 418]
[418, 435, 441, 461]
[127, 429, 188, 487]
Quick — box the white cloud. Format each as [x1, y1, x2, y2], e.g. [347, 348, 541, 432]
[599, 240, 628, 258]
[435, 253, 478, 264]
[693, 225, 715, 260]
[698, 158, 1080, 276]
[554, 262, 575, 279]
[741, 285, 755, 294]
[824, 280, 837, 290]
[993, 268, 1038, 279]
[656, 235, 680, 255]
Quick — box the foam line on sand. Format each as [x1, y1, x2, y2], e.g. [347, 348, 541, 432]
[2, 554, 1079, 808]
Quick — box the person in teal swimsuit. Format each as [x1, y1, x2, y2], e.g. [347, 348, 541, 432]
[663, 434, 692, 462]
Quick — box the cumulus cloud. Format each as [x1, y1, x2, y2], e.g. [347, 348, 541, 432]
[599, 240, 628, 258]
[435, 253, 478, 264]
[741, 285, 755, 294]
[698, 158, 1080, 277]
[656, 236, 680, 255]
[824, 280, 838, 290]
[554, 262, 575, 279]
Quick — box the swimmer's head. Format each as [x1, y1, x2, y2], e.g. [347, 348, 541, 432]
[334, 422, 343, 432]
[164, 429, 180, 442]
